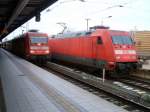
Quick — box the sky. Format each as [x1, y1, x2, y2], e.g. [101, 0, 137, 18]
[4, 0, 150, 41]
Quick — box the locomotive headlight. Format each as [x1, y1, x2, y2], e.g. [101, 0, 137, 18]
[45, 50, 49, 53]
[30, 50, 35, 53]
[131, 56, 136, 59]
[116, 56, 121, 59]
[115, 50, 123, 54]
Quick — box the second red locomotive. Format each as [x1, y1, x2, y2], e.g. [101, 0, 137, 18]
[49, 26, 140, 76]
[2, 30, 50, 62]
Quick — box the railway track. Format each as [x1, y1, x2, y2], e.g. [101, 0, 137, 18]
[118, 77, 150, 92]
[43, 62, 150, 112]
[127, 76, 150, 86]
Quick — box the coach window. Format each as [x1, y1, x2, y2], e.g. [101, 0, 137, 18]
[97, 36, 103, 44]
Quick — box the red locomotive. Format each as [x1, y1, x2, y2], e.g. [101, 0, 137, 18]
[2, 30, 50, 62]
[49, 26, 140, 76]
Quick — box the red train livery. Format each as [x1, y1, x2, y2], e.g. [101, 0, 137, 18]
[49, 27, 140, 75]
[2, 31, 50, 62]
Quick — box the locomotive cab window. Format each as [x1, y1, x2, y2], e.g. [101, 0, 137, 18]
[97, 36, 103, 44]
[111, 36, 133, 45]
[30, 37, 48, 44]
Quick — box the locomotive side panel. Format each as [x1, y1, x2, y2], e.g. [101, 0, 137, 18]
[49, 35, 108, 68]
[91, 30, 116, 69]
[50, 37, 91, 66]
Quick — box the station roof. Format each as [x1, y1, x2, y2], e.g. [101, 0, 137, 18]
[0, 0, 58, 40]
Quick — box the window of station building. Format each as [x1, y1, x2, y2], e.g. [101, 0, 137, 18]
[97, 36, 103, 44]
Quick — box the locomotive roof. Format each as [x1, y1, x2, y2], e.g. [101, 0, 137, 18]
[4, 31, 48, 42]
[55, 31, 94, 38]
[53, 29, 129, 39]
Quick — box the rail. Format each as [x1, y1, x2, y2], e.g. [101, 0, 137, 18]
[46, 62, 150, 111]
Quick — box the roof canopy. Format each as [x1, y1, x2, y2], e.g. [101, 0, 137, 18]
[0, 0, 57, 40]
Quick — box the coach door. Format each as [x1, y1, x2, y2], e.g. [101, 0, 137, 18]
[93, 36, 104, 68]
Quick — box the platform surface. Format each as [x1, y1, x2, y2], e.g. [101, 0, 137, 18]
[142, 60, 150, 70]
[0, 48, 128, 112]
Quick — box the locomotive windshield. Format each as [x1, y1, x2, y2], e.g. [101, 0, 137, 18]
[30, 37, 48, 44]
[111, 36, 133, 45]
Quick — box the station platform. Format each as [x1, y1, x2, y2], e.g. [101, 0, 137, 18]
[0, 48, 128, 112]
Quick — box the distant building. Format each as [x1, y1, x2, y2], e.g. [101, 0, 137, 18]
[131, 31, 150, 59]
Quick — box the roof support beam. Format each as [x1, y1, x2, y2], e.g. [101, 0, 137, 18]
[0, 4, 39, 8]
[0, 0, 58, 40]
[2, 0, 30, 35]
